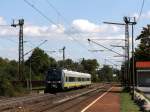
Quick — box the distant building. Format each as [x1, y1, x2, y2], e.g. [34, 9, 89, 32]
[136, 61, 150, 87]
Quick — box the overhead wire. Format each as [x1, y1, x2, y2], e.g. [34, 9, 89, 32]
[23, 0, 122, 66]
[44, 0, 124, 67]
[89, 33, 123, 65]
[45, 0, 97, 59]
[23, 0, 57, 25]
[23, 0, 90, 52]
[136, 0, 145, 23]
[88, 41, 121, 68]
[46, 0, 63, 19]
[45, 0, 71, 27]
[23, 0, 83, 49]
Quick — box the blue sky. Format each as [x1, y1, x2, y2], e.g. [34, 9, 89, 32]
[0, 0, 145, 24]
[0, 0, 149, 68]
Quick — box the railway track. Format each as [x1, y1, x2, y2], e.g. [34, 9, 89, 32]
[0, 83, 109, 112]
[0, 94, 55, 112]
[42, 84, 111, 112]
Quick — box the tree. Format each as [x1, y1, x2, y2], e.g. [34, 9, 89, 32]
[135, 25, 150, 61]
[98, 65, 113, 82]
[81, 59, 99, 73]
[57, 58, 79, 70]
[0, 58, 18, 80]
[25, 48, 56, 80]
[0, 58, 24, 96]
[81, 59, 99, 82]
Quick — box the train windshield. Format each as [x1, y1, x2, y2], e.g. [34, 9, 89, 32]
[47, 69, 62, 81]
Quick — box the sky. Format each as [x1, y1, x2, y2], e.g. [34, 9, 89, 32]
[0, 0, 150, 68]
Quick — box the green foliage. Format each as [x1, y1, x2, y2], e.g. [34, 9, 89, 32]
[135, 25, 150, 61]
[57, 59, 84, 71]
[80, 59, 99, 82]
[98, 65, 113, 82]
[81, 59, 99, 73]
[121, 90, 140, 112]
[0, 75, 25, 96]
[0, 58, 26, 96]
[121, 24, 150, 84]
[25, 48, 57, 80]
[0, 75, 15, 96]
[30, 48, 50, 73]
[91, 74, 99, 82]
[0, 58, 18, 80]
[113, 68, 121, 82]
[57, 59, 74, 69]
[0, 47, 119, 96]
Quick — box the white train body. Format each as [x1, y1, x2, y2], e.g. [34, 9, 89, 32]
[45, 68, 91, 92]
[63, 69, 91, 88]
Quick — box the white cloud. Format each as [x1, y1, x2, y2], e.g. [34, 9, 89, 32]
[24, 24, 65, 37]
[0, 17, 122, 40]
[0, 17, 134, 65]
[72, 19, 102, 33]
[0, 17, 18, 36]
[0, 24, 65, 37]
[71, 19, 120, 33]
[0, 27, 17, 36]
[142, 11, 150, 19]
[0, 17, 6, 25]
[132, 11, 150, 20]
[0, 16, 65, 37]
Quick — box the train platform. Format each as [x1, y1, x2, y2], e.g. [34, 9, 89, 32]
[136, 87, 150, 98]
[81, 86, 121, 112]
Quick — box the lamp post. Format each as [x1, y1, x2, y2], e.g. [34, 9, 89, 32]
[29, 55, 41, 93]
[24, 40, 48, 92]
[131, 18, 137, 100]
[29, 57, 32, 92]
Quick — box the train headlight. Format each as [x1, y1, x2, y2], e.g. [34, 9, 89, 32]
[52, 84, 57, 88]
[47, 81, 51, 83]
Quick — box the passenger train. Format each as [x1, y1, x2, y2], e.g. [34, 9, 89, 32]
[45, 68, 91, 92]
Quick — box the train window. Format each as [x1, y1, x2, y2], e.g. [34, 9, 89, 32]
[80, 78, 82, 81]
[75, 77, 77, 82]
[78, 78, 81, 81]
[69, 77, 75, 82]
[82, 78, 84, 81]
[47, 69, 61, 81]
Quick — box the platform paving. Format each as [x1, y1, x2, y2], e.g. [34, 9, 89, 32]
[81, 87, 121, 112]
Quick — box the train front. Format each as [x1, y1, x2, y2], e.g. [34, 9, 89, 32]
[45, 68, 63, 92]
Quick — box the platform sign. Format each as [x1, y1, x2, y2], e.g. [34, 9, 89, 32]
[136, 61, 150, 87]
[137, 70, 150, 87]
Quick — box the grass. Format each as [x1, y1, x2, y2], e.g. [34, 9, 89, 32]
[120, 90, 141, 112]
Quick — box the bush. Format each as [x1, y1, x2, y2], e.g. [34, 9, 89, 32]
[0, 76, 15, 97]
[0, 75, 26, 97]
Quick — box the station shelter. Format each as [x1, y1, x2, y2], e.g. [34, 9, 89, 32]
[136, 61, 150, 87]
